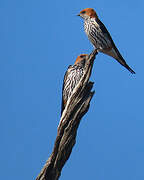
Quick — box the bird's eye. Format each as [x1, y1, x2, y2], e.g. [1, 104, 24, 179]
[81, 11, 86, 14]
[80, 55, 84, 58]
[80, 55, 86, 58]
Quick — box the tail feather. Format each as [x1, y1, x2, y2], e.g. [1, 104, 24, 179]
[112, 47, 136, 74]
[124, 63, 136, 74]
[115, 50, 136, 74]
[101, 47, 136, 74]
[116, 56, 136, 74]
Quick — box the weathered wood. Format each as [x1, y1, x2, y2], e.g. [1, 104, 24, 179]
[36, 49, 98, 180]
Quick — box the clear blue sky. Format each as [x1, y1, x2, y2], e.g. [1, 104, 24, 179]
[1, 0, 144, 179]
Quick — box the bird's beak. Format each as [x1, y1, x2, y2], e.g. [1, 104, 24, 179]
[77, 14, 80, 16]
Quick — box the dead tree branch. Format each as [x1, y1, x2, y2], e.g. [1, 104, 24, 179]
[36, 49, 98, 180]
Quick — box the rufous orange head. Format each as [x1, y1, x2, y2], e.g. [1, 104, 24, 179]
[74, 54, 88, 65]
[78, 8, 98, 19]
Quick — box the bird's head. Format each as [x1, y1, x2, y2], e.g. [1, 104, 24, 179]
[77, 8, 98, 20]
[74, 54, 88, 65]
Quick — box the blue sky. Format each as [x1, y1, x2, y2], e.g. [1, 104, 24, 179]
[1, 0, 144, 179]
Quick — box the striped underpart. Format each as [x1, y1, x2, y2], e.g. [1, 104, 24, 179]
[63, 60, 85, 106]
[84, 17, 111, 50]
[82, 17, 135, 74]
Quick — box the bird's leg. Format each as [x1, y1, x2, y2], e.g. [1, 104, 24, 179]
[91, 48, 99, 56]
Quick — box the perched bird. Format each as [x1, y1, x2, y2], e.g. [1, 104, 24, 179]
[61, 54, 88, 115]
[78, 8, 135, 74]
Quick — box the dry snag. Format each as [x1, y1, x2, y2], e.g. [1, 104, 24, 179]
[36, 49, 98, 180]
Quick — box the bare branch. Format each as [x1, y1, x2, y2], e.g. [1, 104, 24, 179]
[36, 49, 98, 180]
